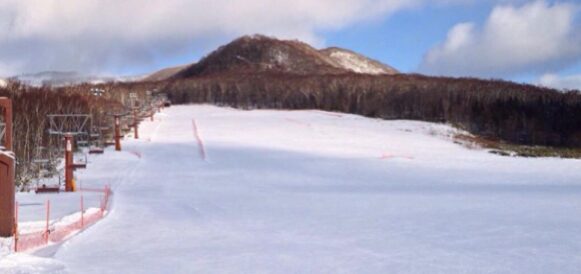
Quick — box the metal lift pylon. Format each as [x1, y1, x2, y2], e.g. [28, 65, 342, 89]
[47, 114, 91, 192]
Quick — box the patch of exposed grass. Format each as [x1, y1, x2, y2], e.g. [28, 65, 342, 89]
[453, 134, 581, 159]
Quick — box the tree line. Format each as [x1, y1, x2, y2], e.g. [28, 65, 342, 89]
[161, 72, 581, 147]
[2, 71, 580, 186]
[0, 81, 125, 188]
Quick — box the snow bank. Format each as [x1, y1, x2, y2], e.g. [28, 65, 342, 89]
[0, 253, 65, 273]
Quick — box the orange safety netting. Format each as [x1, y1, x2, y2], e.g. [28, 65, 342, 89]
[14, 185, 111, 252]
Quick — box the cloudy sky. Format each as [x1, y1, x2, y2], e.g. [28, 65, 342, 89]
[0, 0, 580, 90]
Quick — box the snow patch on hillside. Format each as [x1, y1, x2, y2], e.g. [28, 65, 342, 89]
[329, 50, 389, 74]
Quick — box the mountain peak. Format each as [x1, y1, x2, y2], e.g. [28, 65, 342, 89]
[170, 35, 398, 79]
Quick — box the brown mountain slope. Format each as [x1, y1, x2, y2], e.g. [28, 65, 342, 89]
[144, 65, 189, 82]
[172, 35, 398, 79]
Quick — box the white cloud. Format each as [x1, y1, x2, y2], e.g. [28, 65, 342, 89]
[0, 0, 433, 76]
[0, 0, 517, 76]
[419, 0, 581, 78]
[538, 73, 581, 91]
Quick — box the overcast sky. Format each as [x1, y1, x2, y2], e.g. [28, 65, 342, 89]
[0, 0, 579, 90]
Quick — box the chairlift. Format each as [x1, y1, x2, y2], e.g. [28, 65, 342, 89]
[104, 140, 116, 146]
[89, 147, 104, 154]
[88, 127, 105, 154]
[120, 116, 132, 132]
[76, 140, 90, 147]
[35, 184, 61, 194]
[73, 153, 88, 170]
[46, 114, 91, 192]
[105, 110, 130, 151]
[32, 158, 49, 164]
[32, 147, 61, 194]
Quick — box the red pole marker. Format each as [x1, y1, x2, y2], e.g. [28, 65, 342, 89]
[64, 134, 74, 192]
[115, 116, 122, 151]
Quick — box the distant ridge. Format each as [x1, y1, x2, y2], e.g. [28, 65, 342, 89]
[9, 71, 144, 87]
[143, 64, 189, 82]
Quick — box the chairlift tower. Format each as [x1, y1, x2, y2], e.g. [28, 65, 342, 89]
[47, 114, 91, 192]
[0, 97, 14, 236]
[129, 93, 140, 139]
[106, 111, 129, 151]
[145, 90, 155, 121]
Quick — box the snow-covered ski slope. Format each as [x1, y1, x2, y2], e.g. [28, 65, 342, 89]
[2, 104, 581, 273]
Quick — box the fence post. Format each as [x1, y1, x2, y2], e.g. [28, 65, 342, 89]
[45, 199, 50, 244]
[13, 201, 18, 252]
[101, 185, 107, 217]
[80, 194, 84, 229]
[100, 195, 104, 217]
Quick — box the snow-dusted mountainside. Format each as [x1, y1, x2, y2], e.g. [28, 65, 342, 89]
[132, 35, 399, 82]
[173, 35, 347, 78]
[2, 105, 581, 273]
[11, 71, 145, 87]
[14, 71, 93, 87]
[172, 35, 398, 79]
[320, 47, 398, 75]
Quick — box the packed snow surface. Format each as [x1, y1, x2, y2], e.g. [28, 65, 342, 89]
[2, 104, 581, 273]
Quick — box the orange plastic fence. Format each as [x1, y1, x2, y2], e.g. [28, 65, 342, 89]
[14, 185, 112, 252]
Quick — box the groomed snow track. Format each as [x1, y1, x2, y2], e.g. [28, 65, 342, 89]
[2, 104, 581, 273]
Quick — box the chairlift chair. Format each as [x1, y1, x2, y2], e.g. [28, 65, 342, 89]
[33, 147, 61, 194]
[76, 140, 90, 147]
[72, 153, 88, 170]
[88, 127, 105, 154]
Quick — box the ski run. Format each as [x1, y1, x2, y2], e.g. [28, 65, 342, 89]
[1, 104, 581, 273]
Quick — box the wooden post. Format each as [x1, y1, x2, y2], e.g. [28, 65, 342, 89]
[64, 134, 74, 192]
[133, 109, 139, 139]
[114, 116, 122, 151]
